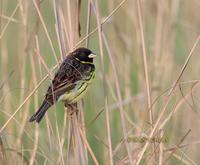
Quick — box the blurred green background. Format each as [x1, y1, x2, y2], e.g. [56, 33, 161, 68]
[1, 0, 200, 164]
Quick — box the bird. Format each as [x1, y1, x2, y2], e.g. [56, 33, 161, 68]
[29, 47, 96, 123]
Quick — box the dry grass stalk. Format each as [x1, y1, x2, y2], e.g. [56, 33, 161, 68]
[1, 0, 200, 164]
[0, 137, 7, 165]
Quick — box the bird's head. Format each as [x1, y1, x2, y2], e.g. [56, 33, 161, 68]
[72, 47, 96, 64]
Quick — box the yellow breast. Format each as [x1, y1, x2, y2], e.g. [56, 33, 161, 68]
[59, 71, 95, 104]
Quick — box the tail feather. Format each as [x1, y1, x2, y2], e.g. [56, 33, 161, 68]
[29, 101, 51, 123]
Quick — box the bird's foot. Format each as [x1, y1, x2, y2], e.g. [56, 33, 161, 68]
[65, 103, 78, 116]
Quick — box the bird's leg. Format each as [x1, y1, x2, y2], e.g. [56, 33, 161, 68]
[65, 102, 78, 116]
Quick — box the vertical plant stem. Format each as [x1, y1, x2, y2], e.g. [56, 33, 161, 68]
[136, 0, 155, 163]
[66, 0, 73, 49]
[136, 0, 153, 130]
[85, 0, 91, 47]
[158, 130, 164, 165]
[136, 35, 200, 165]
[29, 51, 39, 165]
[105, 98, 114, 165]
[102, 32, 134, 164]
[32, 0, 58, 63]
[53, 0, 66, 59]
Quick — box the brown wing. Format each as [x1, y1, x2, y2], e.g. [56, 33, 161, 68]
[44, 56, 82, 104]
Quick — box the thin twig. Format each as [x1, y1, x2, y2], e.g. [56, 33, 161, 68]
[0, 0, 21, 39]
[78, 126, 99, 165]
[164, 129, 191, 163]
[32, 0, 58, 63]
[136, 35, 200, 164]
[102, 31, 134, 164]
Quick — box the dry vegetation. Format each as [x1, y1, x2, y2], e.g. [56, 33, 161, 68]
[1, 0, 200, 164]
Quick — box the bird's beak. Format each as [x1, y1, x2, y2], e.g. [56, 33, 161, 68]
[88, 53, 96, 58]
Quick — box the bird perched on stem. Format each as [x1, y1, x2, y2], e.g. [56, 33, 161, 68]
[29, 47, 96, 123]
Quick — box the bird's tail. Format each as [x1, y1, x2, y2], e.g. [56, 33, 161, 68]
[29, 101, 51, 123]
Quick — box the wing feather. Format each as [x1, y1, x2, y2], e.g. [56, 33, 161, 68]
[44, 57, 83, 104]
